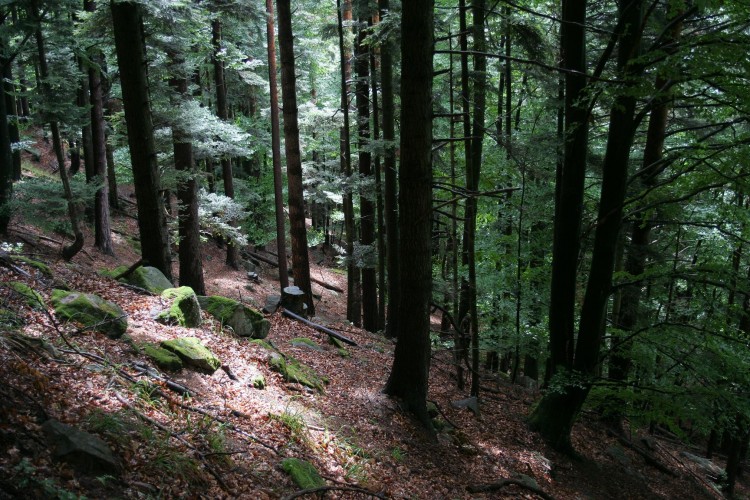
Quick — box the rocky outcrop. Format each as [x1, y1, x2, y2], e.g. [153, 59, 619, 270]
[198, 295, 270, 339]
[160, 337, 221, 374]
[42, 419, 120, 476]
[156, 287, 202, 327]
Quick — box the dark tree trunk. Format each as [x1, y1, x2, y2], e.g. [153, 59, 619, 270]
[379, 0, 399, 339]
[266, 0, 289, 291]
[0, 53, 12, 235]
[383, 0, 434, 427]
[354, 12, 378, 332]
[337, 0, 360, 325]
[86, 0, 113, 256]
[211, 19, 239, 269]
[277, 0, 315, 315]
[370, 24, 386, 332]
[3, 63, 20, 182]
[168, 52, 205, 296]
[111, 1, 172, 280]
[31, 0, 83, 260]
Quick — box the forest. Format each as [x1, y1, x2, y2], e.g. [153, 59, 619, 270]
[1, 0, 750, 498]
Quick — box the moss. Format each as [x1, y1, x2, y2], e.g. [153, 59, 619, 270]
[50, 289, 128, 338]
[0, 308, 24, 330]
[160, 337, 221, 374]
[110, 266, 172, 294]
[157, 287, 202, 327]
[7, 281, 45, 310]
[250, 339, 276, 352]
[281, 458, 325, 489]
[269, 352, 327, 392]
[337, 348, 350, 358]
[11, 256, 52, 277]
[142, 343, 183, 371]
[290, 337, 323, 351]
[328, 336, 346, 349]
[199, 295, 270, 339]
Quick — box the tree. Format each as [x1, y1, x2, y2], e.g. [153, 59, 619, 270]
[277, 0, 314, 315]
[111, 0, 172, 281]
[383, 0, 434, 426]
[265, 0, 289, 291]
[85, 0, 114, 256]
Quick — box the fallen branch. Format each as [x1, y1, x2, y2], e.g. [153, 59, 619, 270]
[606, 430, 678, 477]
[131, 362, 195, 396]
[310, 276, 344, 293]
[244, 250, 279, 268]
[281, 485, 388, 500]
[467, 478, 555, 499]
[281, 308, 358, 346]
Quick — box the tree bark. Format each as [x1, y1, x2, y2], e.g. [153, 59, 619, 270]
[266, 0, 289, 291]
[86, 0, 113, 256]
[0, 49, 12, 235]
[379, 0, 399, 339]
[277, 0, 315, 315]
[354, 11, 378, 332]
[383, 0, 434, 427]
[111, 0, 172, 280]
[211, 19, 240, 269]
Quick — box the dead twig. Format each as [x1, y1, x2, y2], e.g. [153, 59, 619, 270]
[281, 485, 388, 500]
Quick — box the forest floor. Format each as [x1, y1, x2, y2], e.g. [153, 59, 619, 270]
[0, 145, 748, 499]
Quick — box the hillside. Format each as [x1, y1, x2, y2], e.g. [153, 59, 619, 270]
[0, 159, 746, 499]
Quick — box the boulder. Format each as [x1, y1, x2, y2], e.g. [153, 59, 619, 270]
[114, 266, 173, 294]
[42, 419, 120, 476]
[160, 337, 221, 374]
[142, 343, 183, 371]
[198, 295, 270, 339]
[156, 287, 202, 327]
[12, 256, 52, 277]
[281, 458, 325, 489]
[51, 289, 128, 338]
[290, 337, 324, 351]
[269, 352, 327, 392]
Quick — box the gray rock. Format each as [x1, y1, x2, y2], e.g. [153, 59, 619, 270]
[157, 287, 202, 327]
[121, 266, 173, 294]
[42, 419, 120, 476]
[263, 295, 281, 314]
[199, 295, 271, 339]
[50, 289, 128, 338]
[161, 337, 221, 374]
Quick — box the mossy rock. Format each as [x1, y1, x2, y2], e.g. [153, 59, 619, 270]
[250, 374, 266, 389]
[269, 352, 327, 392]
[7, 281, 45, 310]
[281, 458, 325, 489]
[156, 287, 202, 328]
[50, 289, 128, 339]
[142, 343, 183, 371]
[110, 266, 173, 294]
[11, 256, 52, 277]
[160, 337, 221, 374]
[198, 295, 270, 339]
[250, 339, 276, 352]
[337, 348, 350, 358]
[328, 336, 346, 349]
[290, 337, 323, 351]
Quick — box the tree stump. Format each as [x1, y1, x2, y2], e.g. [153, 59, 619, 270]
[282, 286, 307, 317]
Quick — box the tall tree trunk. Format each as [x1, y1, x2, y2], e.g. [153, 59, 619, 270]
[383, 0, 434, 427]
[168, 52, 205, 295]
[31, 0, 83, 260]
[354, 12, 378, 332]
[211, 19, 239, 269]
[530, 0, 646, 453]
[277, 0, 315, 315]
[337, 0, 360, 326]
[3, 63, 20, 182]
[370, 24, 386, 331]
[266, 0, 289, 291]
[111, 0, 172, 280]
[86, 0, 113, 256]
[379, 0, 399, 339]
[0, 51, 12, 235]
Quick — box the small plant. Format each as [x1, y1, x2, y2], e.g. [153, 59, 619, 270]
[13, 458, 85, 499]
[391, 446, 405, 462]
[269, 408, 308, 445]
[145, 448, 206, 487]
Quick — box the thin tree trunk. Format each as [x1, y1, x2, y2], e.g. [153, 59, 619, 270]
[86, 0, 113, 256]
[211, 19, 240, 269]
[0, 50, 12, 235]
[277, 0, 315, 315]
[31, 0, 83, 260]
[266, 0, 289, 291]
[355, 12, 378, 332]
[370, 22, 386, 331]
[379, 0, 399, 338]
[337, 0, 360, 326]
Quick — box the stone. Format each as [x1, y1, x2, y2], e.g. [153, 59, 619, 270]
[12, 256, 52, 277]
[262, 295, 282, 314]
[250, 374, 266, 389]
[198, 295, 270, 339]
[269, 352, 327, 392]
[281, 458, 325, 489]
[290, 337, 324, 351]
[142, 343, 183, 371]
[160, 337, 221, 374]
[50, 289, 128, 338]
[452, 396, 480, 416]
[156, 287, 202, 327]
[113, 266, 173, 294]
[42, 419, 120, 476]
